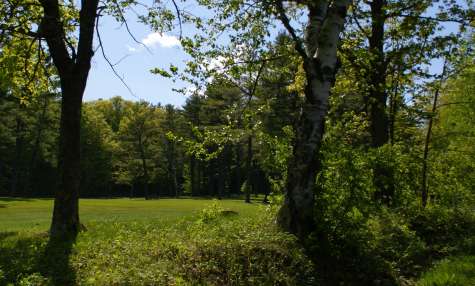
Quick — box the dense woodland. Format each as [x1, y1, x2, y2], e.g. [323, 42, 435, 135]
[0, 0, 475, 285]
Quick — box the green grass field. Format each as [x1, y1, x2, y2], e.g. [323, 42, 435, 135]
[0, 197, 315, 285]
[0, 197, 260, 232]
[1, 198, 472, 285]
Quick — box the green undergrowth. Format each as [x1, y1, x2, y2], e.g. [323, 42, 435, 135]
[416, 255, 475, 286]
[0, 200, 315, 285]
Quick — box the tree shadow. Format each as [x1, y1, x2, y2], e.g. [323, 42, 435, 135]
[0, 232, 76, 285]
[38, 235, 77, 285]
[0, 231, 17, 241]
[0, 197, 34, 202]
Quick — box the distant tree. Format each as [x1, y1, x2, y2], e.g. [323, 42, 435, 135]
[117, 101, 161, 199]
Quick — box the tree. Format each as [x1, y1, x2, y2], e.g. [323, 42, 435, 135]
[2, 0, 180, 236]
[167, 0, 351, 238]
[273, 0, 351, 239]
[340, 0, 473, 204]
[117, 101, 161, 199]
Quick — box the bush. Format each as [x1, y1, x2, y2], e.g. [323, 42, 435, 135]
[17, 273, 50, 286]
[408, 206, 475, 257]
[311, 209, 428, 285]
[70, 204, 316, 285]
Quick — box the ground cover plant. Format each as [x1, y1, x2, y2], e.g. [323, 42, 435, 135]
[0, 198, 315, 285]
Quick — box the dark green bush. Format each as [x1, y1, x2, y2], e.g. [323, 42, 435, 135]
[408, 206, 475, 257]
[311, 208, 428, 286]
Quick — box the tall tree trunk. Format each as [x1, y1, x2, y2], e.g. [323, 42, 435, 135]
[139, 139, 149, 199]
[245, 135, 252, 203]
[389, 86, 398, 146]
[197, 160, 203, 196]
[276, 0, 350, 239]
[368, 0, 388, 147]
[366, 0, 395, 205]
[24, 94, 49, 195]
[421, 88, 440, 208]
[217, 153, 224, 200]
[168, 140, 178, 197]
[235, 143, 242, 194]
[40, 0, 100, 237]
[421, 59, 448, 207]
[51, 81, 85, 236]
[190, 156, 196, 196]
[10, 116, 24, 197]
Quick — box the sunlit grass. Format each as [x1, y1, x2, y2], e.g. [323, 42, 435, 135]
[417, 255, 475, 286]
[0, 197, 260, 232]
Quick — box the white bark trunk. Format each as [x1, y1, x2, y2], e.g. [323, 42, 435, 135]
[278, 0, 351, 239]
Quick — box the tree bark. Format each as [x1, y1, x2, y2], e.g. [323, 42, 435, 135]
[10, 116, 24, 197]
[421, 58, 448, 208]
[276, 0, 350, 239]
[40, 0, 99, 237]
[24, 93, 50, 195]
[368, 0, 389, 148]
[421, 88, 440, 208]
[245, 135, 252, 203]
[138, 137, 149, 199]
[366, 0, 396, 205]
[235, 143, 242, 194]
[190, 156, 196, 196]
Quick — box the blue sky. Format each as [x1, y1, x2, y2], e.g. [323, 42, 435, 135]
[83, 12, 189, 107]
[83, 2, 467, 108]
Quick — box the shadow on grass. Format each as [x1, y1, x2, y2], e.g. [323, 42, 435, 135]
[0, 197, 34, 202]
[0, 232, 76, 285]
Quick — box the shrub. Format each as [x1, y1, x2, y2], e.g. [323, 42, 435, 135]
[408, 206, 475, 257]
[311, 209, 428, 285]
[16, 273, 50, 286]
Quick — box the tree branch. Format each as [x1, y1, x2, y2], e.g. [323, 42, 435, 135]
[274, 0, 307, 60]
[95, 16, 137, 99]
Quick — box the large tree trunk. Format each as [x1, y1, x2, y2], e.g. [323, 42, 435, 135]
[367, 0, 395, 205]
[276, 0, 350, 239]
[368, 0, 388, 147]
[40, 0, 99, 237]
[51, 81, 83, 236]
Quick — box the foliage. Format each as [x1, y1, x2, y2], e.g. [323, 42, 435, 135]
[0, 199, 315, 286]
[417, 256, 475, 286]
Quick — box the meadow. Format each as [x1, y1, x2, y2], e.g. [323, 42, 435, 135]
[1, 198, 473, 286]
[0, 197, 315, 285]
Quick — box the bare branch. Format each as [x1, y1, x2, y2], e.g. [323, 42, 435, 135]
[171, 0, 183, 40]
[95, 16, 137, 99]
[274, 0, 307, 60]
[111, 0, 152, 54]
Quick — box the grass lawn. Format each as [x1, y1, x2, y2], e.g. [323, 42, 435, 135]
[0, 197, 314, 285]
[0, 197, 260, 232]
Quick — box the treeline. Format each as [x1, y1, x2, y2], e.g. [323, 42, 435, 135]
[0, 83, 290, 199]
[1, 34, 473, 207]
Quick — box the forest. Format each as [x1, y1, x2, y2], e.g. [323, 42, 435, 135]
[0, 0, 474, 285]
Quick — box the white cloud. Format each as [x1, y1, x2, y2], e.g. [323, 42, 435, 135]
[142, 32, 180, 49]
[126, 45, 137, 52]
